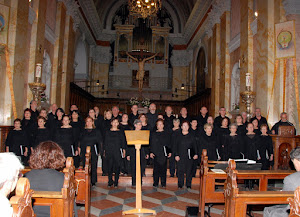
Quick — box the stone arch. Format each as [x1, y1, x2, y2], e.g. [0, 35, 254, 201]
[74, 38, 88, 79]
[42, 52, 52, 103]
[231, 62, 240, 110]
[195, 47, 206, 93]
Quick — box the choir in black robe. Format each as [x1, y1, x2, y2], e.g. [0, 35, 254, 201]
[21, 118, 35, 146]
[54, 128, 76, 157]
[243, 134, 260, 161]
[146, 112, 158, 130]
[190, 127, 201, 177]
[70, 120, 84, 146]
[257, 135, 274, 169]
[199, 133, 219, 161]
[30, 109, 39, 122]
[174, 132, 197, 188]
[32, 128, 51, 149]
[150, 130, 171, 187]
[179, 115, 191, 125]
[104, 130, 126, 186]
[222, 134, 243, 160]
[254, 128, 261, 135]
[79, 129, 103, 185]
[5, 129, 29, 164]
[250, 116, 269, 128]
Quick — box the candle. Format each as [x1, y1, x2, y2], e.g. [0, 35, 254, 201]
[238, 59, 241, 68]
[36, 63, 42, 78]
[246, 73, 251, 87]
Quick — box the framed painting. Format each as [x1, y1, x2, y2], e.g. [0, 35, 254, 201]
[275, 20, 296, 59]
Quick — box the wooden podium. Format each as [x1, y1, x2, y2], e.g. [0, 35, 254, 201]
[122, 130, 156, 216]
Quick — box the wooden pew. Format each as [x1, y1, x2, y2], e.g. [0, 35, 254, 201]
[288, 186, 300, 216]
[223, 160, 294, 217]
[75, 146, 91, 217]
[32, 157, 76, 217]
[10, 177, 35, 217]
[21, 147, 92, 217]
[198, 149, 293, 217]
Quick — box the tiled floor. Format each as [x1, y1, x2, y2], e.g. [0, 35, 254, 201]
[77, 181, 265, 217]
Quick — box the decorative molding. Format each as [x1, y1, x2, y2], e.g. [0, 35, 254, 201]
[170, 50, 193, 66]
[78, 0, 103, 37]
[228, 33, 240, 53]
[44, 24, 56, 45]
[58, 0, 80, 31]
[28, 6, 36, 25]
[283, 0, 300, 15]
[91, 46, 112, 64]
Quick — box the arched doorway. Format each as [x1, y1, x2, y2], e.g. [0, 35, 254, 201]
[231, 63, 240, 110]
[196, 47, 206, 93]
[42, 52, 52, 103]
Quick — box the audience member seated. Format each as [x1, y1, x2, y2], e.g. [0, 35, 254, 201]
[0, 153, 24, 217]
[264, 147, 300, 217]
[25, 141, 67, 217]
[271, 112, 296, 135]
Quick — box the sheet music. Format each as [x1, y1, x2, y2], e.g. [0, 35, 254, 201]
[188, 149, 191, 159]
[94, 144, 98, 155]
[20, 145, 23, 156]
[71, 145, 75, 156]
[257, 150, 261, 159]
[163, 146, 167, 157]
[211, 169, 226, 174]
[120, 148, 124, 158]
[216, 149, 220, 159]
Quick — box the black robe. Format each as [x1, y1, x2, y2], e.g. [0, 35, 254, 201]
[5, 129, 29, 156]
[223, 134, 243, 160]
[163, 114, 175, 131]
[237, 124, 247, 136]
[54, 127, 76, 157]
[257, 135, 274, 169]
[21, 118, 35, 147]
[243, 134, 260, 161]
[32, 128, 51, 149]
[199, 133, 219, 161]
[150, 131, 171, 164]
[104, 130, 126, 163]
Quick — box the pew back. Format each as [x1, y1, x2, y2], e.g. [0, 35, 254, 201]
[288, 186, 300, 216]
[32, 157, 76, 217]
[10, 177, 35, 217]
[223, 160, 294, 217]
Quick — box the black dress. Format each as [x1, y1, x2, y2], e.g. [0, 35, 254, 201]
[104, 130, 126, 186]
[199, 133, 219, 161]
[79, 129, 103, 184]
[128, 113, 139, 126]
[237, 124, 247, 136]
[163, 114, 175, 131]
[243, 134, 260, 161]
[32, 128, 51, 149]
[257, 135, 274, 169]
[21, 118, 35, 147]
[70, 120, 84, 146]
[223, 134, 243, 160]
[150, 130, 171, 186]
[216, 127, 230, 160]
[54, 127, 76, 157]
[5, 129, 29, 159]
[174, 132, 197, 188]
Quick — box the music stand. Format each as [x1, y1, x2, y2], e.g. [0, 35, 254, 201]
[122, 130, 156, 215]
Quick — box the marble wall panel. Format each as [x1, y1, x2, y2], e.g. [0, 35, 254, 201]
[231, 0, 241, 40]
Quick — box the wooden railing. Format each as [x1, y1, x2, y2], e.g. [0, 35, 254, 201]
[70, 82, 211, 117]
[0, 126, 13, 152]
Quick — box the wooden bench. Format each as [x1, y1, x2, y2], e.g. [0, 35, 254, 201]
[223, 160, 294, 217]
[288, 186, 300, 216]
[199, 149, 293, 217]
[75, 146, 91, 217]
[10, 177, 35, 217]
[31, 157, 76, 217]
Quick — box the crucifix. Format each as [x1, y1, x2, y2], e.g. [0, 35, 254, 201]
[126, 50, 157, 93]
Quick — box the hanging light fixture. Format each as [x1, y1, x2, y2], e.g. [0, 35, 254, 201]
[128, 0, 162, 19]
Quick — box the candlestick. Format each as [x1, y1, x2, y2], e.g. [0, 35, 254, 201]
[35, 63, 42, 78]
[246, 73, 251, 87]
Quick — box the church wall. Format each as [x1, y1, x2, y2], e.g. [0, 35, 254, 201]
[231, 0, 241, 40]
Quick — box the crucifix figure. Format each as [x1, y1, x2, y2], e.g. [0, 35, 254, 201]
[126, 50, 157, 92]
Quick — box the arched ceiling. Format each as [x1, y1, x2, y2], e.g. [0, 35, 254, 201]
[92, 0, 198, 32]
